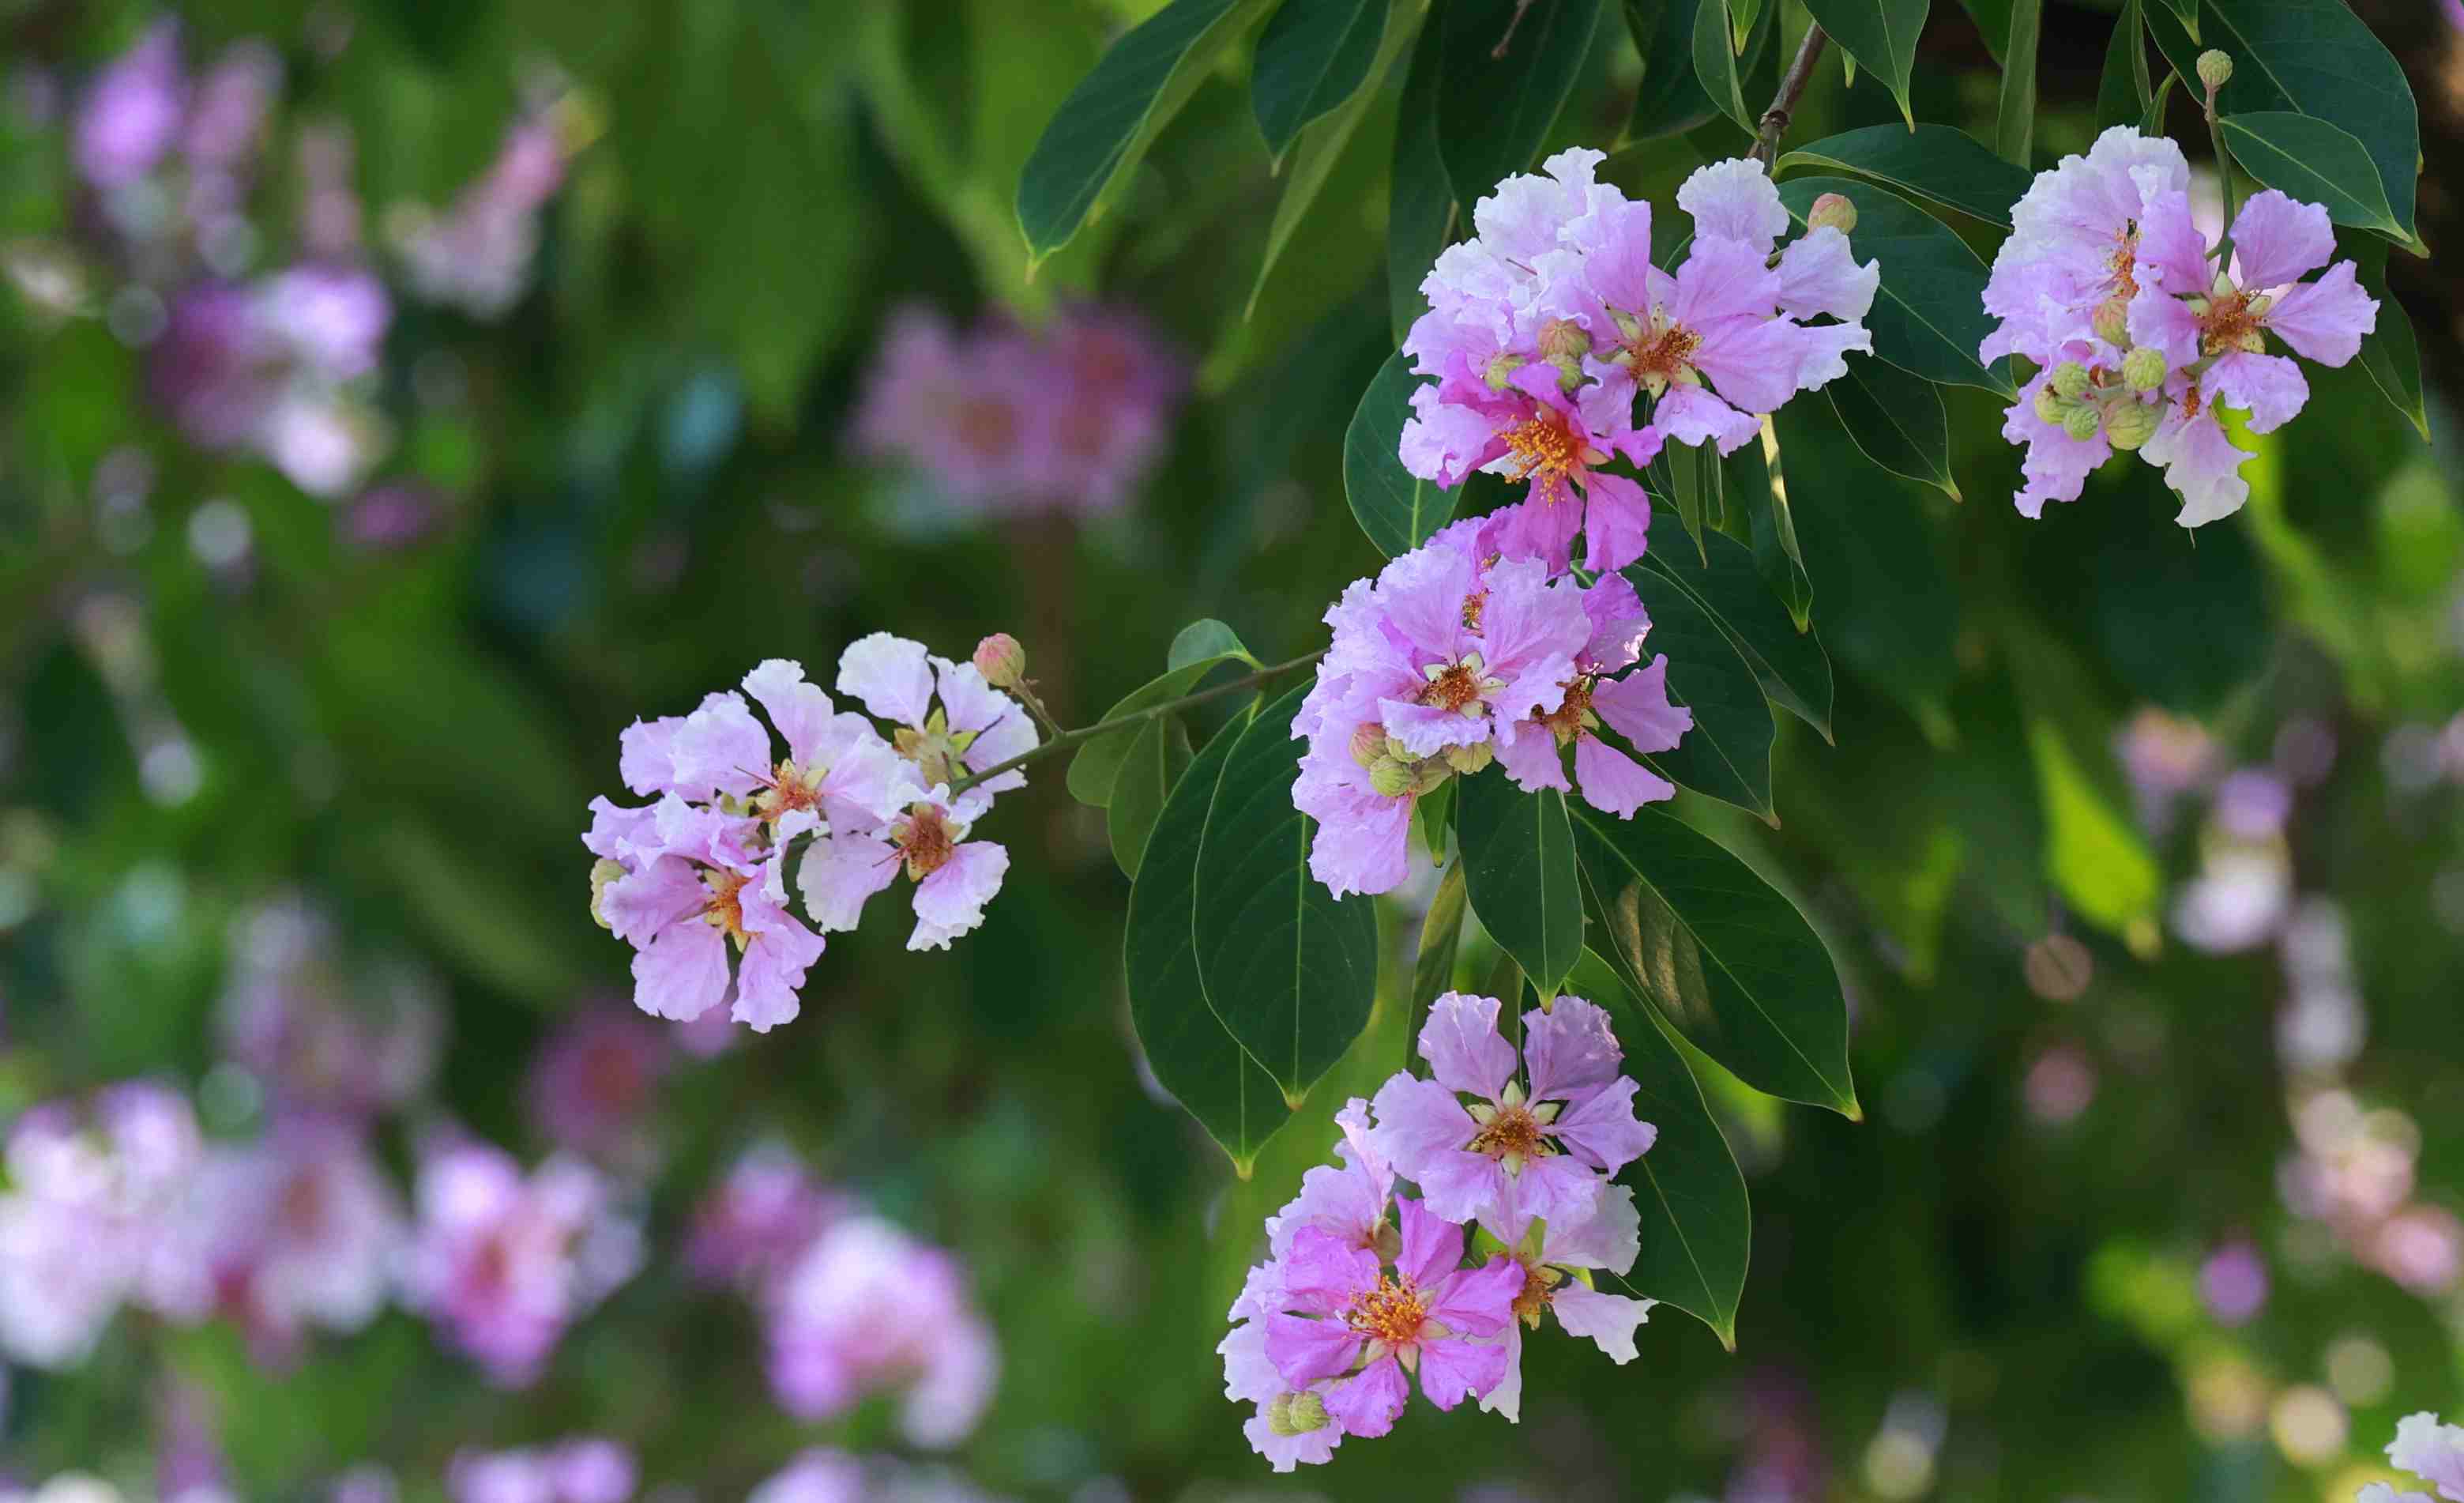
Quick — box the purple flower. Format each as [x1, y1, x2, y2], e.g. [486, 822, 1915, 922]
[683, 1143, 842, 1287]
[74, 21, 185, 190]
[185, 1123, 405, 1361]
[1981, 127, 2191, 367]
[2195, 1240, 2269, 1326]
[1492, 569, 1691, 817]
[2380, 1413, 2464, 1503]
[1367, 992, 1656, 1228]
[525, 1006, 671, 1161]
[447, 1439, 635, 1503]
[1260, 1196, 1524, 1438]
[1473, 1171, 1656, 1423]
[218, 898, 442, 1119]
[763, 1215, 999, 1448]
[401, 1142, 641, 1388]
[401, 116, 565, 318]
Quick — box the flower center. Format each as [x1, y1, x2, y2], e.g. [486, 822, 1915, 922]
[1461, 590, 1488, 632]
[2196, 288, 2267, 356]
[1537, 678, 1596, 744]
[2109, 226, 2142, 301]
[1419, 653, 1496, 716]
[1621, 311, 1702, 397]
[1501, 409, 1583, 502]
[1469, 1102, 1550, 1162]
[703, 868, 750, 946]
[2179, 377, 2204, 420]
[891, 708, 978, 792]
[894, 804, 959, 880]
[755, 759, 822, 825]
[1342, 1274, 1431, 1347]
[1510, 1259, 1567, 1329]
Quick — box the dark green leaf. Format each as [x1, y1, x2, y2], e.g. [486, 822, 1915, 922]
[1454, 768, 1584, 995]
[1569, 804, 1860, 1116]
[1193, 684, 1382, 1097]
[1633, 506, 1832, 740]
[1068, 621, 1257, 808]
[1956, 0, 2014, 66]
[2144, 0, 2418, 244]
[1567, 950, 1750, 1347]
[2217, 112, 2406, 239]
[1777, 177, 2014, 396]
[1435, 0, 1605, 195]
[2140, 70, 2176, 136]
[1618, 568, 1778, 816]
[1800, 0, 1929, 126]
[1108, 716, 1187, 878]
[1387, 17, 1458, 341]
[2150, 0, 2196, 44]
[2094, 0, 2152, 135]
[1775, 124, 2031, 227]
[2344, 235, 2428, 441]
[1408, 862, 1469, 1061]
[1994, 0, 2041, 165]
[1728, 431, 1815, 630]
[1623, 0, 1720, 141]
[1650, 439, 1720, 558]
[1691, 0, 1755, 134]
[1251, 1, 1421, 315]
[1126, 707, 1293, 1169]
[1169, 618, 1259, 672]
[1825, 356, 1959, 500]
[1344, 351, 1461, 556]
[1254, 0, 1394, 160]
[1415, 775, 1458, 864]
[1017, 0, 1277, 262]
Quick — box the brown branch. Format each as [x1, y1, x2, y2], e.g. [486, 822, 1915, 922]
[1753, 24, 1831, 168]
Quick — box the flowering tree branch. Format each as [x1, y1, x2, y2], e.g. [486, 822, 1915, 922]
[1753, 24, 1831, 168]
[945, 650, 1328, 797]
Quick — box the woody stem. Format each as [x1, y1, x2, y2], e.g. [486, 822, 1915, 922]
[1753, 24, 1830, 168]
[946, 651, 1327, 797]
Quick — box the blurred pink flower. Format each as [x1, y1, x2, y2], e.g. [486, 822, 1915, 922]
[525, 1006, 671, 1161]
[764, 1215, 998, 1448]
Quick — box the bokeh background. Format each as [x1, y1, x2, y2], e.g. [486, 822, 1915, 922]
[2, 0, 2462, 1499]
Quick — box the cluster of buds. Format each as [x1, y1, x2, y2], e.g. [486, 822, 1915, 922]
[2033, 348, 2168, 451]
[1349, 721, 1492, 800]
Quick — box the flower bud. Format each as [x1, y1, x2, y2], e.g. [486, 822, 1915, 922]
[2049, 361, 2092, 401]
[2122, 345, 2167, 393]
[1268, 1391, 1330, 1437]
[2033, 387, 2067, 427]
[1441, 741, 1495, 775]
[971, 633, 1026, 689]
[1484, 352, 1520, 391]
[2092, 297, 2131, 348]
[2103, 397, 2161, 451]
[589, 859, 625, 930]
[2061, 404, 2103, 443]
[1368, 757, 1417, 798]
[1806, 192, 1856, 235]
[2196, 50, 2233, 91]
[1349, 722, 1390, 770]
[1537, 317, 1591, 364]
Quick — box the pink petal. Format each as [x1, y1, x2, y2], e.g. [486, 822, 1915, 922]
[834, 632, 935, 727]
[1265, 1313, 1364, 1389]
[600, 856, 708, 947]
[732, 884, 826, 1032]
[1494, 721, 1572, 794]
[1550, 1074, 1658, 1174]
[1417, 993, 1518, 1098]
[2264, 260, 2377, 367]
[2143, 402, 2252, 528]
[2131, 190, 2214, 295]
[1544, 1181, 1644, 1275]
[739, 660, 834, 768]
[630, 915, 728, 1022]
[1424, 1253, 1524, 1339]
[2228, 189, 2334, 291]
[667, 692, 771, 799]
[2203, 350, 2308, 435]
[908, 841, 1007, 951]
[1671, 237, 1782, 332]
[1579, 470, 1654, 573]
[1416, 1333, 1513, 1411]
[1676, 159, 1790, 253]
[1652, 385, 1761, 454]
[796, 831, 900, 932]
[1591, 655, 1691, 753]
[1775, 225, 1878, 322]
[1393, 1195, 1469, 1288]
[1549, 1283, 1654, 1362]
[1323, 1355, 1409, 1437]
[1523, 995, 1626, 1103]
[1572, 733, 1676, 817]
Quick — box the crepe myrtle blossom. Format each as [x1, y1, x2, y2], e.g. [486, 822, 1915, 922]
[796, 633, 1039, 951]
[585, 658, 919, 1030]
[1492, 567, 1691, 817]
[219, 897, 442, 1118]
[525, 1006, 671, 1162]
[1368, 992, 1657, 1228]
[401, 1141, 642, 1388]
[1292, 518, 1591, 898]
[446, 1438, 636, 1503]
[1474, 1172, 1657, 1424]
[2361, 1412, 2464, 1503]
[762, 1215, 999, 1448]
[683, 1143, 845, 1287]
[183, 1123, 405, 1362]
[1398, 151, 1875, 573]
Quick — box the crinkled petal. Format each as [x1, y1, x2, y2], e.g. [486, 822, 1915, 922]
[1426, 1252, 1525, 1338]
[1379, 697, 1496, 757]
[668, 692, 772, 799]
[1495, 720, 1572, 794]
[1523, 995, 1626, 1103]
[1549, 1283, 1655, 1362]
[733, 883, 825, 1031]
[630, 915, 729, 1023]
[1416, 1333, 1513, 1411]
[1219, 1317, 1284, 1403]
[834, 633, 935, 727]
[1394, 1194, 1469, 1289]
[2126, 284, 2205, 369]
[601, 856, 708, 947]
[1265, 1313, 1364, 1389]
[2131, 189, 2214, 296]
[2228, 189, 2334, 291]
[1591, 655, 1691, 753]
[2389, 1411, 2464, 1501]
[1323, 1355, 1409, 1438]
[1418, 992, 1518, 1098]
[1400, 384, 1509, 488]
[2263, 260, 2376, 367]
[1550, 1075, 1658, 1174]
[2142, 401, 2252, 528]
[1579, 470, 1654, 574]
[1474, 1325, 1524, 1422]
[1545, 1181, 1644, 1275]
[740, 660, 835, 767]
[796, 832, 900, 932]
[1775, 226, 1879, 322]
[1652, 384, 1762, 454]
[2203, 350, 2308, 435]
[1677, 159, 1790, 253]
[1572, 733, 1677, 817]
[1243, 1403, 1341, 1471]
[908, 841, 1007, 951]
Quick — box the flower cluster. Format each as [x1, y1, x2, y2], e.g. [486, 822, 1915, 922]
[1221, 992, 1658, 1469]
[855, 302, 1187, 519]
[1979, 126, 2378, 526]
[585, 637, 1036, 1030]
[1399, 150, 1876, 573]
[1294, 516, 1691, 898]
[687, 1147, 998, 1448]
[395, 112, 568, 319]
[2363, 1412, 2464, 1503]
[448, 1437, 636, 1503]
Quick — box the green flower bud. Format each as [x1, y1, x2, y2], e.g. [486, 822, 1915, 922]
[1806, 192, 1857, 235]
[2033, 387, 2067, 427]
[1269, 1391, 1330, 1437]
[2103, 397, 2161, 451]
[2122, 345, 2167, 393]
[1367, 758, 1416, 798]
[2195, 50, 2233, 91]
[1349, 723, 1390, 770]
[1484, 352, 1520, 391]
[589, 858, 626, 930]
[2092, 297, 2131, 348]
[2061, 404, 2103, 443]
[2050, 361, 2093, 401]
[1441, 740, 1495, 775]
[1537, 317, 1591, 364]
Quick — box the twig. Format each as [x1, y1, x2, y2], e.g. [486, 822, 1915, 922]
[1492, 0, 1540, 58]
[1753, 24, 1831, 168]
[946, 651, 1326, 797]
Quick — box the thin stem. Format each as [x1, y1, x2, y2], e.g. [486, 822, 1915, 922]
[1753, 24, 1830, 168]
[2203, 84, 2240, 277]
[946, 651, 1326, 797]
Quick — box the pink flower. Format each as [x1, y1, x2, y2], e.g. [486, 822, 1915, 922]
[763, 1216, 999, 1448]
[1366, 992, 1656, 1227]
[74, 21, 185, 190]
[1491, 569, 1691, 816]
[1261, 1197, 1525, 1437]
[525, 1007, 671, 1162]
[1401, 364, 1659, 575]
[2384, 1412, 2464, 1503]
[683, 1143, 843, 1287]
[1473, 1170, 1657, 1423]
[401, 1143, 641, 1388]
[447, 1438, 635, 1503]
[185, 1123, 405, 1362]
[218, 898, 441, 1119]
[1980, 126, 2191, 366]
[401, 115, 565, 318]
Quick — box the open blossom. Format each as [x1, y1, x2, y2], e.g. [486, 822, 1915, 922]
[2363, 1412, 2464, 1503]
[220, 898, 441, 1119]
[401, 1143, 641, 1388]
[447, 1439, 634, 1503]
[74, 20, 186, 191]
[181, 1123, 405, 1360]
[1475, 1171, 1657, 1424]
[525, 1006, 671, 1162]
[1367, 992, 1656, 1228]
[399, 114, 566, 318]
[683, 1143, 845, 1286]
[1400, 150, 1875, 573]
[762, 1215, 999, 1448]
[1492, 568, 1691, 817]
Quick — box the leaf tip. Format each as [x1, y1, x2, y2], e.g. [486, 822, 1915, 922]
[1838, 1094, 1865, 1124]
[1717, 1323, 1739, 1353]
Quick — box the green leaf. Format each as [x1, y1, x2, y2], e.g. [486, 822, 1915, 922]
[1775, 124, 2031, 227]
[1408, 861, 1470, 1059]
[1727, 0, 1763, 52]
[1567, 950, 1751, 1347]
[1799, 0, 1930, 126]
[2144, 0, 2419, 244]
[1250, 1, 1423, 315]
[2028, 721, 2161, 940]
[1619, 567, 1777, 817]
[1386, 17, 1458, 341]
[1691, 0, 1755, 134]
[1631, 506, 1834, 741]
[2344, 235, 2428, 441]
[1727, 431, 1815, 630]
[2217, 112, 2406, 239]
[1994, 0, 2041, 166]
[2140, 70, 2176, 136]
[1415, 775, 1457, 865]
[1016, 0, 1277, 262]
[1108, 716, 1188, 879]
[1569, 805, 1860, 1117]
[1622, 0, 1721, 141]
[1435, 0, 1605, 196]
[1066, 620, 1258, 809]
[1253, 0, 1394, 161]
[2094, 0, 2152, 135]
[2150, 0, 2196, 44]
[1650, 439, 1721, 558]
[1825, 356, 1959, 500]
[1956, 0, 2014, 66]
[1193, 684, 1382, 1097]
[1344, 351, 1462, 556]
[1126, 706, 1293, 1170]
[1454, 768, 1584, 996]
[1777, 177, 2014, 396]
